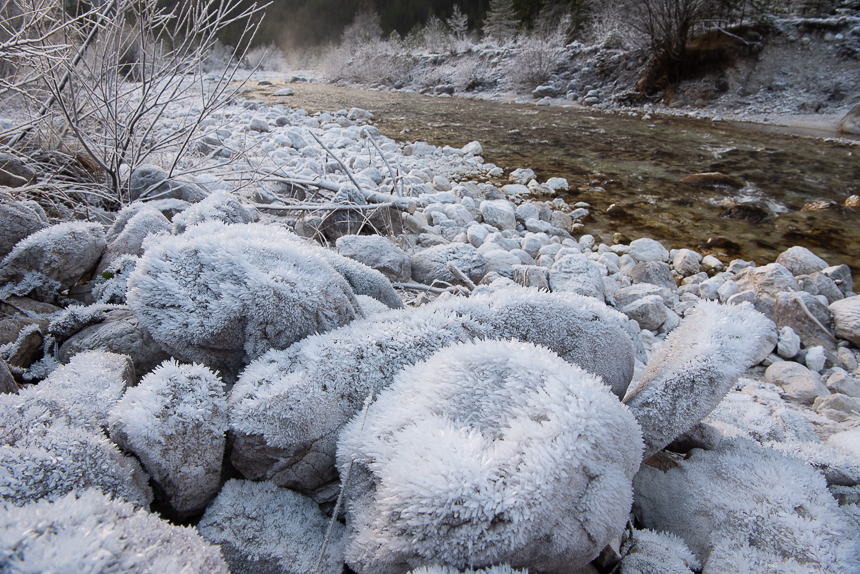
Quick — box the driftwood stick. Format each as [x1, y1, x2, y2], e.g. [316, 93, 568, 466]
[362, 128, 402, 197]
[252, 202, 397, 212]
[446, 263, 476, 291]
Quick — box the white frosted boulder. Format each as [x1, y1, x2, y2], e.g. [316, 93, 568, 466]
[619, 529, 699, 574]
[0, 221, 105, 301]
[0, 490, 228, 573]
[549, 253, 606, 301]
[198, 479, 344, 574]
[109, 360, 226, 517]
[171, 190, 256, 233]
[338, 340, 643, 574]
[624, 301, 775, 458]
[96, 206, 170, 275]
[633, 440, 859, 573]
[0, 388, 152, 507]
[127, 221, 362, 377]
[228, 288, 637, 494]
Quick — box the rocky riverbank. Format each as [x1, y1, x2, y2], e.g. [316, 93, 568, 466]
[1, 93, 859, 573]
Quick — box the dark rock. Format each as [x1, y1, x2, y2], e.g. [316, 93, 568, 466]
[0, 153, 35, 187]
[719, 203, 772, 224]
[0, 359, 16, 394]
[0, 200, 47, 260]
[678, 172, 743, 189]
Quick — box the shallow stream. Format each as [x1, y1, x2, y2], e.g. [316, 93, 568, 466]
[248, 83, 860, 273]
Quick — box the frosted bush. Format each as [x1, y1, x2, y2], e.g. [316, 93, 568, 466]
[228, 287, 636, 493]
[0, 489, 228, 573]
[172, 190, 255, 234]
[633, 439, 860, 573]
[127, 221, 363, 377]
[110, 360, 226, 517]
[0, 389, 152, 507]
[624, 301, 775, 457]
[198, 479, 344, 574]
[338, 340, 643, 574]
[619, 529, 699, 574]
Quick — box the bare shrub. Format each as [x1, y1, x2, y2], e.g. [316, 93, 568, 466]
[507, 9, 571, 89]
[18, 0, 266, 206]
[422, 15, 449, 54]
[323, 39, 416, 87]
[341, 5, 382, 48]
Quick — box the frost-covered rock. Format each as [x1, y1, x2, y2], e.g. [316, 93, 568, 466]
[128, 164, 209, 203]
[613, 283, 673, 308]
[338, 340, 643, 574]
[620, 295, 667, 331]
[480, 200, 517, 230]
[337, 235, 411, 283]
[775, 245, 828, 276]
[619, 529, 699, 574]
[171, 190, 256, 234]
[624, 301, 774, 458]
[228, 288, 636, 493]
[630, 238, 669, 263]
[127, 222, 362, 377]
[92, 254, 139, 304]
[0, 222, 105, 301]
[672, 249, 701, 277]
[0, 199, 47, 260]
[411, 243, 488, 285]
[627, 261, 676, 291]
[96, 207, 170, 275]
[829, 295, 860, 346]
[109, 360, 226, 517]
[58, 309, 170, 378]
[828, 428, 860, 458]
[509, 168, 536, 185]
[774, 291, 836, 351]
[38, 350, 134, 428]
[410, 567, 526, 574]
[734, 263, 799, 299]
[633, 440, 859, 573]
[198, 479, 344, 574]
[777, 325, 801, 358]
[0, 490, 228, 573]
[549, 254, 606, 301]
[0, 387, 152, 507]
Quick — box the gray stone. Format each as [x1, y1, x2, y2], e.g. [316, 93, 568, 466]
[735, 263, 799, 299]
[508, 167, 536, 184]
[336, 235, 411, 283]
[717, 279, 740, 302]
[0, 200, 47, 260]
[774, 291, 836, 351]
[672, 249, 701, 277]
[822, 264, 853, 295]
[483, 249, 521, 277]
[621, 295, 667, 331]
[0, 222, 106, 299]
[813, 393, 860, 422]
[410, 243, 488, 285]
[480, 200, 517, 230]
[627, 261, 677, 291]
[806, 345, 826, 372]
[727, 289, 756, 306]
[777, 326, 801, 359]
[550, 211, 572, 232]
[512, 265, 550, 289]
[549, 254, 606, 301]
[613, 283, 673, 308]
[838, 347, 858, 371]
[829, 296, 860, 346]
[59, 309, 171, 378]
[0, 153, 35, 187]
[796, 272, 844, 304]
[510, 249, 536, 266]
[128, 165, 209, 203]
[826, 369, 860, 398]
[698, 277, 725, 301]
[0, 359, 16, 394]
[776, 246, 828, 276]
[630, 238, 669, 262]
[764, 361, 829, 404]
[515, 203, 540, 224]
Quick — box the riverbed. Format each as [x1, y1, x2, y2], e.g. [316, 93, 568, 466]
[245, 82, 860, 273]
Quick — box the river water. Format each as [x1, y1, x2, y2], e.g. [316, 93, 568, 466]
[248, 82, 860, 274]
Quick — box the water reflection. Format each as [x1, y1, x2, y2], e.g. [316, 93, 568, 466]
[250, 83, 860, 273]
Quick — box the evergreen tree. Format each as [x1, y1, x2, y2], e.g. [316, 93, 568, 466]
[447, 4, 469, 39]
[484, 0, 519, 41]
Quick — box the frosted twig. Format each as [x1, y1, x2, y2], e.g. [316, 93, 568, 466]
[362, 128, 401, 197]
[314, 393, 374, 574]
[446, 262, 476, 291]
[308, 131, 364, 194]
